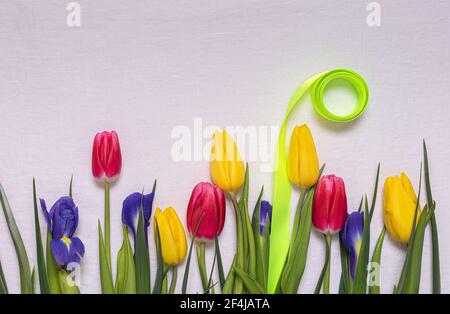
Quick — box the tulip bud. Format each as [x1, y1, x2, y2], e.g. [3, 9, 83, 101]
[210, 130, 245, 192]
[383, 173, 421, 243]
[340, 211, 364, 279]
[154, 207, 187, 265]
[287, 124, 320, 189]
[92, 130, 122, 183]
[312, 175, 348, 234]
[186, 182, 226, 241]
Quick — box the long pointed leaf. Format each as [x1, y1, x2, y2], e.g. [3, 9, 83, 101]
[115, 225, 136, 294]
[98, 221, 114, 294]
[33, 179, 50, 294]
[181, 214, 204, 293]
[233, 266, 265, 294]
[0, 260, 8, 294]
[214, 234, 225, 290]
[423, 140, 440, 293]
[135, 203, 151, 294]
[369, 227, 386, 294]
[0, 183, 33, 294]
[352, 196, 370, 294]
[152, 220, 164, 294]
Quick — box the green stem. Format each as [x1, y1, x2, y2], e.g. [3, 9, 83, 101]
[104, 181, 111, 269]
[197, 242, 208, 291]
[323, 234, 332, 294]
[229, 193, 244, 293]
[169, 266, 177, 294]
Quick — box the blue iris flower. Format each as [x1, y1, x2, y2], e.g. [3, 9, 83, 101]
[259, 200, 272, 236]
[121, 192, 154, 241]
[40, 196, 85, 267]
[340, 211, 364, 279]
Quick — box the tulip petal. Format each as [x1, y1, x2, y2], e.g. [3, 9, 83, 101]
[328, 176, 348, 233]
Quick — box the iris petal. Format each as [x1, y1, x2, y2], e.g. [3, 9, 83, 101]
[50, 239, 69, 266]
[68, 237, 85, 265]
[121, 192, 154, 239]
[259, 200, 272, 235]
[40, 198, 52, 232]
[340, 211, 364, 279]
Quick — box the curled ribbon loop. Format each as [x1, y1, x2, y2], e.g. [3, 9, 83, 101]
[268, 69, 369, 293]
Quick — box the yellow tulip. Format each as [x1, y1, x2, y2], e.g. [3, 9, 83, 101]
[154, 207, 187, 265]
[210, 130, 245, 192]
[287, 124, 320, 189]
[383, 173, 421, 243]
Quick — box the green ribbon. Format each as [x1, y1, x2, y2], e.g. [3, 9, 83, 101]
[268, 69, 369, 293]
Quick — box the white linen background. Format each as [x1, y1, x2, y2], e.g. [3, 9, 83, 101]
[0, 0, 449, 294]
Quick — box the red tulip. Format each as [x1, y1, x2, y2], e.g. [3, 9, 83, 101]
[92, 131, 122, 183]
[312, 175, 348, 234]
[186, 182, 226, 240]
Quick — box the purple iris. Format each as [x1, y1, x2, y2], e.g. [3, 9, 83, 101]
[40, 196, 85, 267]
[259, 200, 272, 235]
[121, 192, 154, 240]
[340, 211, 364, 279]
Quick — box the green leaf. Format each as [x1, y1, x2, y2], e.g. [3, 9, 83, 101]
[181, 213, 204, 294]
[233, 266, 265, 294]
[280, 189, 314, 293]
[152, 220, 164, 294]
[205, 244, 217, 294]
[0, 183, 33, 294]
[0, 260, 8, 294]
[396, 164, 422, 294]
[98, 221, 114, 294]
[135, 202, 151, 294]
[69, 175, 73, 197]
[31, 266, 36, 294]
[352, 196, 370, 294]
[251, 186, 265, 289]
[214, 234, 225, 290]
[222, 255, 236, 294]
[423, 140, 440, 294]
[338, 236, 351, 294]
[369, 227, 386, 294]
[314, 234, 331, 294]
[402, 205, 434, 293]
[115, 225, 136, 294]
[46, 231, 61, 294]
[32, 179, 50, 294]
[58, 269, 80, 294]
[369, 163, 381, 220]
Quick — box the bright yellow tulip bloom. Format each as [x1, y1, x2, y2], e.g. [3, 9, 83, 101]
[384, 173, 421, 243]
[154, 207, 188, 265]
[210, 130, 245, 192]
[287, 124, 320, 189]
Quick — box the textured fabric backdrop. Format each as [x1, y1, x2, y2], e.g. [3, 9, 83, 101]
[0, 0, 449, 293]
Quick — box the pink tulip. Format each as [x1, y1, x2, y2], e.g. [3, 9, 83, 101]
[92, 131, 122, 183]
[312, 175, 348, 234]
[186, 182, 226, 241]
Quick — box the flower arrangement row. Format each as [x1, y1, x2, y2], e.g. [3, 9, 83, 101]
[0, 126, 440, 294]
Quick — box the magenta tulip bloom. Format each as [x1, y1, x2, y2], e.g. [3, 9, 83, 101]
[92, 130, 122, 183]
[312, 175, 348, 234]
[186, 182, 226, 241]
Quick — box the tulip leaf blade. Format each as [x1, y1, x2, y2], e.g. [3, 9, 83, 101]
[352, 196, 370, 294]
[0, 260, 8, 294]
[115, 225, 136, 294]
[369, 227, 386, 294]
[0, 183, 33, 294]
[314, 234, 332, 294]
[423, 140, 440, 294]
[152, 220, 164, 294]
[338, 235, 351, 294]
[98, 221, 114, 294]
[32, 178, 50, 294]
[205, 244, 218, 294]
[214, 234, 225, 290]
[222, 255, 236, 294]
[369, 163, 381, 221]
[233, 266, 265, 294]
[281, 189, 314, 294]
[396, 163, 422, 294]
[135, 202, 151, 294]
[182, 213, 204, 294]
